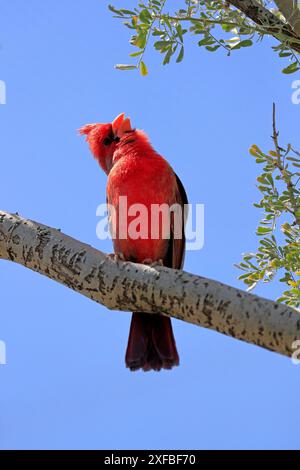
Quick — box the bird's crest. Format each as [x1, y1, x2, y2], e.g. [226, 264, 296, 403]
[78, 123, 98, 139]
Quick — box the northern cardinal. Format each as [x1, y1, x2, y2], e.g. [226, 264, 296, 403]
[79, 113, 187, 371]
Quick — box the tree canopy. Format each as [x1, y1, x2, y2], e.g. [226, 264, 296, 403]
[109, 1, 300, 75]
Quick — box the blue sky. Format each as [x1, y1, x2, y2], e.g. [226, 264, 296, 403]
[1, 0, 300, 450]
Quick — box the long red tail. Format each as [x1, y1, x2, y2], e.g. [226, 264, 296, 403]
[125, 312, 179, 372]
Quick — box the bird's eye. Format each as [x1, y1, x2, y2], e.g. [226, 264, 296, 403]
[103, 137, 112, 146]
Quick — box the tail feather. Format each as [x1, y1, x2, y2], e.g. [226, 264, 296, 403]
[125, 312, 179, 372]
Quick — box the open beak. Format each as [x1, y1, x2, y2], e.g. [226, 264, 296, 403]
[112, 113, 132, 139]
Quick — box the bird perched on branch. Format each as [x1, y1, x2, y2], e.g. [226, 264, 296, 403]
[79, 113, 187, 371]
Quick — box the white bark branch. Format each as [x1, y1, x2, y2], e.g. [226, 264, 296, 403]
[274, 0, 300, 37]
[1, 210, 300, 358]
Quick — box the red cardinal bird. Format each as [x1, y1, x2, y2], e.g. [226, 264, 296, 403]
[79, 113, 188, 371]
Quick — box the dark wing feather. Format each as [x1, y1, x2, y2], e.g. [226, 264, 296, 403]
[165, 173, 188, 270]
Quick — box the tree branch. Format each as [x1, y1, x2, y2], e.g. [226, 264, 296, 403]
[274, 0, 300, 37]
[228, 0, 300, 53]
[0, 210, 300, 358]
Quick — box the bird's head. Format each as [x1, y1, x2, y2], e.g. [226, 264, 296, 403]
[78, 113, 133, 174]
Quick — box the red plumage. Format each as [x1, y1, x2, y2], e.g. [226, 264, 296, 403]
[80, 114, 187, 371]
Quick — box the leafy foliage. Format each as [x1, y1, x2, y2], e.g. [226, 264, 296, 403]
[236, 106, 300, 307]
[109, 0, 300, 75]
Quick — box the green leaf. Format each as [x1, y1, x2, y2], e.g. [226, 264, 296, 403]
[120, 9, 137, 15]
[154, 40, 168, 50]
[256, 226, 273, 235]
[222, 24, 236, 32]
[206, 45, 220, 52]
[108, 5, 123, 15]
[130, 50, 143, 57]
[190, 26, 206, 34]
[238, 39, 253, 47]
[257, 185, 271, 192]
[152, 29, 164, 36]
[176, 46, 184, 63]
[266, 174, 274, 186]
[139, 9, 152, 24]
[139, 60, 148, 76]
[238, 273, 253, 280]
[231, 39, 253, 50]
[282, 62, 300, 74]
[134, 31, 147, 49]
[163, 17, 172, 30]
[249, 145, 262, 156]
[176, 24, 184, 42]
[198, 37, 215, 46]
[163, 47, 173, 65]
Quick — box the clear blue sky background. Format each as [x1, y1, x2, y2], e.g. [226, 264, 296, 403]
[1, 0, 300, 450]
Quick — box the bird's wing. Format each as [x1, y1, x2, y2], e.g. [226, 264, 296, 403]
[165, 173, 188, 270]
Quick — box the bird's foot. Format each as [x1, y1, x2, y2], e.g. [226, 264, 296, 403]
[107, 252, 126, 262]
[142, 258, 164, 267]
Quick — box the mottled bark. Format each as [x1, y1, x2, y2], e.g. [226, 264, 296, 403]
[228, 0, 300, 53]
[274, 0, 300, 37]
[1, 210, 300, 358]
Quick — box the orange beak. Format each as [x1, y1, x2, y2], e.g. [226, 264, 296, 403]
[112, 113, 132, 139]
